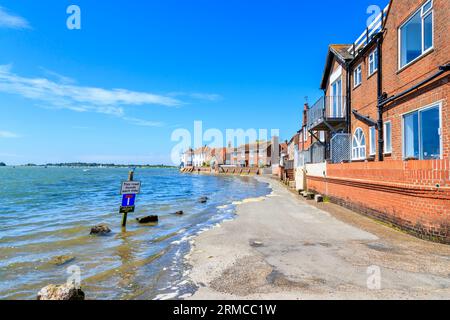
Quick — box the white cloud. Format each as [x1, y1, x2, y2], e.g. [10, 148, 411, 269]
[0, 130, 20, 138]
[0, 66, 181, 108]
[169, 92, 223, 102]
[39, 67, 76, 85]
[0, 65, 222, 127]
[0, 65, 183, 126]
[0, 7, 31, 29]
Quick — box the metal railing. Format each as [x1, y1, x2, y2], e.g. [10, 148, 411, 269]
[284, 160, 294, 170]
[307, 96, 347, 129]
[348, 5, 389, 56]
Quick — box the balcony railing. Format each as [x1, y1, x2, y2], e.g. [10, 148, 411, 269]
[307, 96, 347, 131]
[348, 4, 389, 56]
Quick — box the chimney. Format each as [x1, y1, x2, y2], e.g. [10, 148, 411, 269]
[303, 103, 309, 128]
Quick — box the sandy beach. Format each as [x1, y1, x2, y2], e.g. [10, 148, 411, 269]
[187, 176, 450, 300]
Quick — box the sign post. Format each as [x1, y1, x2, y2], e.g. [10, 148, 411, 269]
[120, 171, 141, 228]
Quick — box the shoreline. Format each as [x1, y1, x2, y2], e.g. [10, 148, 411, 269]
[185, 176, 450, 300]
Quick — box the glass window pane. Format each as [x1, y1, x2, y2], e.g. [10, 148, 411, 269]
[424, 13, 433, 51]
[423, 0, 432, 14]
[404, 112, 419, 158]
[370, 127, 376, 155]
[420, 107, 440, 160]
[401, 11, 422, 67]
[385, 122, 392, 153]
[374, 50, 378, 70]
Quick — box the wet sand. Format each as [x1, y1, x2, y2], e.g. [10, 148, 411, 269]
[187, 176, 450, 300]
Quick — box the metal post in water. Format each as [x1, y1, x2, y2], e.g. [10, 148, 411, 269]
[121, 171, 134, 228]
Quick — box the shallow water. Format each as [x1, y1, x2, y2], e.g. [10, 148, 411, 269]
[0, 167, 270, 300]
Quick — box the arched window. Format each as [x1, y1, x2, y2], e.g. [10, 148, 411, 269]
[352, 128, 366, 160]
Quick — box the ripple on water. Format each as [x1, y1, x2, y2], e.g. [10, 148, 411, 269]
[0, 167, 271, 299]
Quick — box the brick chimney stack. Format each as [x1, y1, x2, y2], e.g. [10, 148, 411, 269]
[303, 103, 309, 128]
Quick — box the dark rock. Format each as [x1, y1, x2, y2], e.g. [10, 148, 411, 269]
[198, 197, 209, 203]
[50, 255, 75, 266]
[174, 211, 184, 215]
[136, 216, 159, 224]
[37, 283, 85, 300]
[90, 224, 111, 235]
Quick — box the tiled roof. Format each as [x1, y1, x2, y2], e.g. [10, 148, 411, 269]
[329, 44, 354, 61]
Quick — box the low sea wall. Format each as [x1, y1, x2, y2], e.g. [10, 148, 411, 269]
[180, 166, 262, 176]
[306, 159, 450, 244]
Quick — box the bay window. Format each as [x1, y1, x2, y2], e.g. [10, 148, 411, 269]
[403, 104, 441, 160]
[399, 0, 433, 68]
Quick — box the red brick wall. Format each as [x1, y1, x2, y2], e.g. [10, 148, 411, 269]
[307, 159, 450, 243]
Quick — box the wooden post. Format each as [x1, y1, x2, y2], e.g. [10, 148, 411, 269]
[121, 171, 134, 228]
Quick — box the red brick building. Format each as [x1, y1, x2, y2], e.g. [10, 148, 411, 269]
[304, 0, 450, 243]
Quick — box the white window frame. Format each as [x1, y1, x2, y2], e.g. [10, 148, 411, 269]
[352, 127, 367, 161]
[368, 49, 378, 76]
[330, 77, 343, 118]
[354, 64, 362, 88]
[384, 121, 392, 154]
[369, 126, 376, 156]
[398, 0, 434, 70]
[401, 101, 442, 160]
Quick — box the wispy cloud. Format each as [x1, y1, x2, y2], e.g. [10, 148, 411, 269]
[0, 65, 182, 126]
[39, 67, 76, 85]
[0, 7, 31, 29]
[0, 65, 222, 127]
[169, 92, 223, 102]
[0, 130, 20, 138]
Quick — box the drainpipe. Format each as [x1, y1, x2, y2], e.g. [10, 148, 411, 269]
[346, 62, 352, 134]
[376, 36, 384, 162]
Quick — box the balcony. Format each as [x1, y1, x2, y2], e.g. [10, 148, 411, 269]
[307, 96, 347, 131]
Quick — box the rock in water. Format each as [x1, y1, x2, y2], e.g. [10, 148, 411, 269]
[90, 224, 111, 235]
[198, 197, 209, 203]
[175, 211, 184, 215]
[37, 283, 85, 300]
[50, 255, 75, 266]
[136, 216, 159, 224]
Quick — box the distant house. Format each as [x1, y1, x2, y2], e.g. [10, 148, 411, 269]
[191, 146, 212, 167]
[181, 148, 194, 167]
[210, 147, 227, 169]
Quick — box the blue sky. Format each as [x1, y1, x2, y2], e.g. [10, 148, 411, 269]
[0, 0, 389, 165]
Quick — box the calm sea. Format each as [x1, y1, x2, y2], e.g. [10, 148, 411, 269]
[0, 167, 270, 300]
